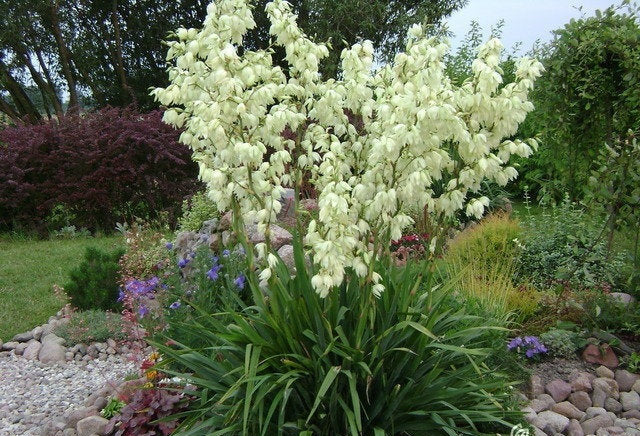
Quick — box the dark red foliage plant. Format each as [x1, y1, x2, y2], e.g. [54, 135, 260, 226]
[0, 106, 200, 232]
[107, 384, 191, 436]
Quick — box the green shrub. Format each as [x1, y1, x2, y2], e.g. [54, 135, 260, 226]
[64, 246, 125, 311]
[579, 291, 640, 336]
[516, 200, 627, 290]
[539, 329, 581, 359]
[177, 190, 218, 232]
[55, 310, 125, 345]
[156, 243, 520, 436]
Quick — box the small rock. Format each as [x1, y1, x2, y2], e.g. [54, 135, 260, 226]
[546, 379, 572, 402]
[106, 339, 116, 349]
[605, 398, 624, 413]
[602, 426, 625, 435]
[42, 333, 65, 345]
[570, 391, 592, 411]
[633, 380, 640, 394]
[530, 374, 545, 398]
[586, 407, 609, 419]
[621, 410, 640, 419]
[38, 340, 66, 363]
[40, 322, 55, 337]
[620, 391, 640, 412]
[65, 407, 98, 429]
[583, 344, 619, 368]
[76, 415, 109, 436]
[106, 347, 116, 355]
[65, 351, 75, 361]
[533, 410, 570, 434]
[93, 397, 108, 411]
[609, 292, 636, 305]
[597, 366, 616, 379]
[277, 244, 295, 271]
[208, 233, 221, 251]
[572, 372, 594, 392]
[12, 331, 34, 342]
[522, 406, 537, 424]
[2, 341, 19, 351]
[615, 418, 635, 428]
[63, 429, 77, 436]
[553, 401, 586, 420]
[14, 342, 28, 355]
[200, 218, 219, 235]
[567, 419, 585, 436]
[615, 370, 640, 392]
[32, 326, 43, 341]
[23, 340, 42, 360]
[582, 414, 614, 435]
[531, 394, 556, 412]
[219, 211, 232, 231]
[86, 344, 99, 358]
[247, 223, 293, 250]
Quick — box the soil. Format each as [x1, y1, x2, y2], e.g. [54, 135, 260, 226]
[530, 357, 597, 386]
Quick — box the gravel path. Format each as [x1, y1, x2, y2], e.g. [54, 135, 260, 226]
[0, 353, 135, 436]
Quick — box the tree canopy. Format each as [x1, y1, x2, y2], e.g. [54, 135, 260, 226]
[0, 0, 467, 123]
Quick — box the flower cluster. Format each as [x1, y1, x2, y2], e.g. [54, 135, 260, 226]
[120, 277, 162, 319]
[153, 0, 543, 297]
[507, 336, 548, 359]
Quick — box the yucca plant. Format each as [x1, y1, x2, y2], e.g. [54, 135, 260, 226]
[154, 238, 520, 436]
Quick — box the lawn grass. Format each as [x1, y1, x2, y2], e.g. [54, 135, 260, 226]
[0, 235, 124, 341]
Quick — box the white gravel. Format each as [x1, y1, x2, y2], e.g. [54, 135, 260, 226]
[0, 353, 135, 436]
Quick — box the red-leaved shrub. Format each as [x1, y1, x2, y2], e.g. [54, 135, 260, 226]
[0, 107, 200, 231]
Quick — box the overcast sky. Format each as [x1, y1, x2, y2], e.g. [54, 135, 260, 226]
[444, 0, 621, 53]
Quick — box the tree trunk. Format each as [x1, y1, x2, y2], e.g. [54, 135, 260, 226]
[0, 97, 21, 122]
[48, 0, 79, 112]
[34, 48, 64, 118]
[17, 48, 62, 118]
[111, 0, 136, 105]
[0, 59, 42, 122]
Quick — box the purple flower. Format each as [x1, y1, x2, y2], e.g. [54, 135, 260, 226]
[165, 242, 173, 250]
[507, 337, 523, 350]
[222, 249, 230, 257]
[178, 258, 190, 268]
[169, 301, 181, 310]
[508, 336, 548, 359]
[234, 274, 246, 289]
[117, 288, 125, 302]
[138, 305, 149, 318]
[207, 264, 222, 281]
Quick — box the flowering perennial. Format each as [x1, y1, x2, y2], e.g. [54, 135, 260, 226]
[153, 0, 543, 296]
[507, 336, 548, 359]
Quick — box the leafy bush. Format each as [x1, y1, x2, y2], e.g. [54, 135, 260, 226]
[157, 245, 519, 435]
[517, 4, 640, 202]
[539, 329, 580, 359]
[106, 384, 191, 436]
[516, 200, 627, 290]
[177, 190, 219, 232]
[64, 247, 125, 311]
[55, 310, 125, 344]
[118, 222, 171, 283]
[0, 106, 200, 232]
[443, 213, 539, 320]
[579, 291, 640, 336]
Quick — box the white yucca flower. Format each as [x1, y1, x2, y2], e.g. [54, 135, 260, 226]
[154, 0, 543, 297]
